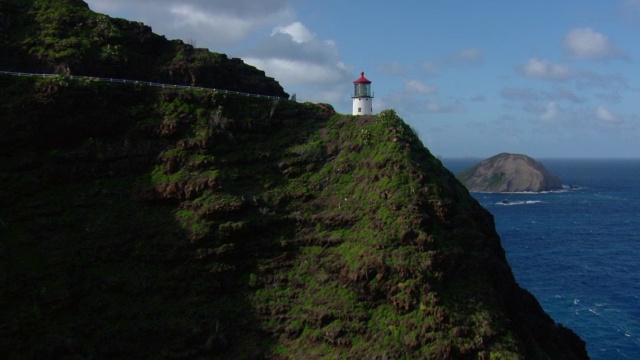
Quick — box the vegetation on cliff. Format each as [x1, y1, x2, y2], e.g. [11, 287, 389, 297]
[0, 1, 587, 358]
[0, 76, 587, 358]
[457, 153, 563, 193]
[0, 0, 287, 97]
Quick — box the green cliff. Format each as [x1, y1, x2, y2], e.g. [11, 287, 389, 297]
[0, 0, 287, 97]
[0, 1, 588, 358]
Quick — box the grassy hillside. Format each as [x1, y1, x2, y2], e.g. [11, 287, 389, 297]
[1, 74, 586, 358]
[0, 0, 287, 97]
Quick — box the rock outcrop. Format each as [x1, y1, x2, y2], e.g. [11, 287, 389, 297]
[0, 1, 587, 358]
[457, 153, 563, 192]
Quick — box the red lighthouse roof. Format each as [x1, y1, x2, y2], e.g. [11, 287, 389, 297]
[353, 71, 371, 84]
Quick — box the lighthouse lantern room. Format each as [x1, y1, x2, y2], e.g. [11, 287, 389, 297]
[352, 72, 373, 115]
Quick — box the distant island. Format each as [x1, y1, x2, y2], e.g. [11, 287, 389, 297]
[457, 153, 563, 192]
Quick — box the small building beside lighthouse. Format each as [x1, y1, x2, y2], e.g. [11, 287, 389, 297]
[352, 72, 373, 115]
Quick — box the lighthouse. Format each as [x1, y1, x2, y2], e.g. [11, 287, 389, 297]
[352, 72, 373, 115]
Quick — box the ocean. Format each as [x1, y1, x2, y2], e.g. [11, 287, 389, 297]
[443, 158, 640, 360]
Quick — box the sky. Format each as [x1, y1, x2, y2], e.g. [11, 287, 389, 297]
[84, 0, 640, 158]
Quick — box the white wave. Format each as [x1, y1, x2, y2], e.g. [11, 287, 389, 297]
[494, 200, 543, 206]
[492, 188, 570, 194]
[474, 186, 579, 195]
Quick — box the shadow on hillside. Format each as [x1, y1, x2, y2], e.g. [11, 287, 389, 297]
[0, 73, 338, 357]
[0, 101, 278, 360]
[0, 151, 274, 359]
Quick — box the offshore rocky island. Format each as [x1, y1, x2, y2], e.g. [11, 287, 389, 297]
[457, 153, 564, 193]
[0, 0, 588, 358]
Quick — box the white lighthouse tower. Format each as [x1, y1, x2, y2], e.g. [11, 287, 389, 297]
[352, 72, 373, 115]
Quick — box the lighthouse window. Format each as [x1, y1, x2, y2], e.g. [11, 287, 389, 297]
[358, 107, 362, 113]
[354, 83, 371, 97]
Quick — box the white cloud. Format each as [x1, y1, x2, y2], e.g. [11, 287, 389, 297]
[425, 102, 442, 112]
[404, 80, 437, 95]
[169, 5, 214, 27]
[243, 21, 352, 105]
[563, 28, 626, 60]
[87, 0, 293, 18]
[169, 5, 254, 44]
[540, 102, 559, 122]
[518, 58, 578, 81]
[501, 86, 587, 124]
[85, 0, 294, 48]
[453, 48, 484, 63]
[272, 22, 314, 43]
[245, 56, 350, 105]
[244, 58, 346, 85]
[86, 1, 121, 13]
[595, 105, 617, 123]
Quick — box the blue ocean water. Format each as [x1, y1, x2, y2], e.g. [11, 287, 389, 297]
[443, 159, 640, 360]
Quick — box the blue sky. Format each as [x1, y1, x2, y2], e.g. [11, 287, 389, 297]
[85, 0, 640, 158]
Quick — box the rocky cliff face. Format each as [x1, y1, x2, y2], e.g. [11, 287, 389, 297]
[457, 153, 563, 193]
[0, 1, 587, 359]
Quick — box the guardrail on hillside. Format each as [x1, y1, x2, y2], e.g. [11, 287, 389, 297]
[0, 70, 288, 100]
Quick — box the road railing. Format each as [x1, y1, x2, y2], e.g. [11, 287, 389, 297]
[0, 70, 287, 100]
